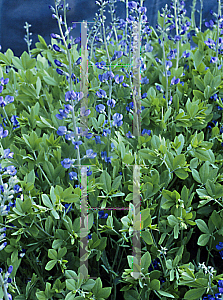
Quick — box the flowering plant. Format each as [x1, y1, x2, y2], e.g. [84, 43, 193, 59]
[1, 0, 223, 299]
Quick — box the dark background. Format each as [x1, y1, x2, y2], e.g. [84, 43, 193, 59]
[0, 0, 218, 57]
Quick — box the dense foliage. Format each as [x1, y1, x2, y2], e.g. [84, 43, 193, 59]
[1, 0, 223, 299]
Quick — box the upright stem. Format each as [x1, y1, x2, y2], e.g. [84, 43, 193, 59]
[162, 14, 168, 111]
[199, 0, 203, 31]
[101, 7, 112, 157]
[174, 0, 179, 70]
[191, 0, 198, 32]
[216, 0, 221, 70]
[55, 1, 81, 183]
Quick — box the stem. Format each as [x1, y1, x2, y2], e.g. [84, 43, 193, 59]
[174, 0, 180, 70]
[216, 0, 221, 70]
[55, 1, 81, 183]
[199, 0, 203, 32]
[101, 6, 112, 157]
[191, 0, 197, 32]
[161, 14, 168, 110]
[109, 1, 118, 44]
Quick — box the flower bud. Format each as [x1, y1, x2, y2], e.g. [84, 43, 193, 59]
[53, 44, 61, 52]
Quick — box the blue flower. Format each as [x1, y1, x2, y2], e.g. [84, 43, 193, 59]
[11, 115, 19, 126]
[216, 242, 223, 250]
[141, 76, 149, 84]
[53, 44, 61, 52]
[2, 149, 13, 159]
[64, 203, 72, 213]
[80, 106, 91, 117]
[205, 20, 214, 27]
[13, 184, 22, 193]
[166, 61, 172, 69]
[171, 76, 180, 85]
[114, 74, 124, 84]
[57, 126, 67, 136]
[86, 149, 97, 159]
[128, 1, 137, 9]
[54, 59, 63, 67]
[210, 57, 218, 63]
[126, 131, 133, 138]
[142, 129, 151, 136]
[4, 166, 16, 175]
[95, 61, 106, 69]
[65, 91, 83, 102]
[102, 128, 111, 137]
[138, 6, 147, 14]
[56, 68, 64, 75]
[92, 136, 102, 144]
[96, 89, 107, 98]
[98, 210, 108, 219]
[5, 95, 14, 104]
[112, 113, 123, 127]
[96, 104, 106, 113]
[61, 158, 73, 169]
[56, 109, 68, 120]
[69, 172, 77, 180]
[72, 140, 82, 149]
[74, 57, 82, 65]
[107, 99, 116, 108]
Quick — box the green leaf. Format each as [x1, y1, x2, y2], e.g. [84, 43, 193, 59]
[123, 153, 134, 164]
[124, 289, 140, 300]
[167, 215, 178, 226]
[141, 230, 153, 245]
[42, 194, 53, 209]
[184, 288, 206, 299]
[193, 90, 205, 100]
[43, 75, 58, 86]
[45, 260, 57, 271]
[81, 279, 95, 291]
[205, 179, 216, 197]
[92, 278, 102, 295]
[58, 247, 67, 259]
[195, 219, 210, 233]
[157, 290, 175, 298]
[100, 170, 111, 192]
[194, 77, 205, 91]
[210, 210, 222, 229]
[204, 70, 213, 86]
[96, 287, 112, 299]
[141, 252, 151, 273]
[112, 176, 122, 191]
[210, 75, 221, 89]
[192, 169, 201, 183]
[150, 279, 160, 290]
[197, 234, 210, 246]
[66, 279, 77, 291]
[48, 249, 58, 260]
[64, 292, 76, 300]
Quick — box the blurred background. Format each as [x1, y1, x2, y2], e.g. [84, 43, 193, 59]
[0, 0, 218, 57]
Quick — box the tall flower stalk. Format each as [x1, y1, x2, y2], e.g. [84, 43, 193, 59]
[216, 0, 222, 69]
[54, 0, 81, 182]
[199, 0, 204, 32]
[174, 0, 180, 70]
[99, 2, 113, 156]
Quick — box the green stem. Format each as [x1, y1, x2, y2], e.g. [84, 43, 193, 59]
[174, 0, 180, 70]
[199, 0, 203, 32]
[55, 1, 81, 183]
[101, 6, 112, 157]
[161, 14, 168, 110]
[216, 0, 221, 70]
